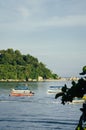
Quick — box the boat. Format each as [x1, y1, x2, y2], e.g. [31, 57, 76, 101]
[72, 95, 86, 103]
[72, 97, 85, 104]
[9, 84, 34, 97]
[47, 86, 62, 93]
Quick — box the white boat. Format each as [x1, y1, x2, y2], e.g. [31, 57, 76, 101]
[47, 86, 62, 93]
[70, 97, 85, 104]
[9, 84, 34, 97]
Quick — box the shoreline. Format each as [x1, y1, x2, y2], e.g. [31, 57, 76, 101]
[0, 77, 80, 82]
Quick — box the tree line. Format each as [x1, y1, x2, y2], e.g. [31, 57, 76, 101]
[0, 48, 58, 81]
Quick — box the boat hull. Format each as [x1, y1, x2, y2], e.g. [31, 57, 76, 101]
[10, 92, 34, 96]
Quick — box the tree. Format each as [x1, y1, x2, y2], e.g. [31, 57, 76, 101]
[80, 66, 86, 75]
[0, 48, 58, 81]
[55, 66, 86, 104]
[55, 66, 86, 129]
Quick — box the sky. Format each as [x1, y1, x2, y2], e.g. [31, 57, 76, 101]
[0, 0, 86, 77]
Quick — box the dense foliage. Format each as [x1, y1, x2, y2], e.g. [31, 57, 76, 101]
[55, 66, 86, 104]
[0, 48, 58, 81]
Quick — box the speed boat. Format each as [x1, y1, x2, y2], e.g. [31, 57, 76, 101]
[9, 84, 34, 97]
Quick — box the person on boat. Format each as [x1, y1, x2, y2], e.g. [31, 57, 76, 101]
[76, 102, 86, 130]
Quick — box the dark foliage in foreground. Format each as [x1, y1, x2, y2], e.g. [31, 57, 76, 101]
[55, 66, 86, 104]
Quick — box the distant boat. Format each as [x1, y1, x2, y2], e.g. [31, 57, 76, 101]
[72, 95, 86, 104]
[47, 86, 62, 93]
[9, 84, 34, 97]
[72, 97, 85, 104]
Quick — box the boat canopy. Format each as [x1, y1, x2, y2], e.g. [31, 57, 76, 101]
[15, 86, 29, 90]
[49, 86, 63, 89]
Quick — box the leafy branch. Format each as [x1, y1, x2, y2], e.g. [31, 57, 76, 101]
[55, 66, 86, 104]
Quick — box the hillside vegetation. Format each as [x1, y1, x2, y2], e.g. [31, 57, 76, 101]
[0, 48, 58, 81]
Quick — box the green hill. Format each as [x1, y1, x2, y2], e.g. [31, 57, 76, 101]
[0, 48, 58, 81]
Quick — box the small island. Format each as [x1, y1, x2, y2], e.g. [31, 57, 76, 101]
[0, 48, 58, 82]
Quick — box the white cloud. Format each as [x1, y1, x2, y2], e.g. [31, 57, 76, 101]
[18, 6, 31, 17]
[23, 14, 86, 30]
[0, 0, 86, 32]
[0, 14, 86, 33]
[41, 15, 86, 27]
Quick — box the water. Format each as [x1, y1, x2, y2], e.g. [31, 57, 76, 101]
[0, 81, 83, 130]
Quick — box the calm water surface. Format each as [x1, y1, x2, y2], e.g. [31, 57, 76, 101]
[0, 81, 83, 130]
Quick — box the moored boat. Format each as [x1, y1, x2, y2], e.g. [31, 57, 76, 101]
[47, 85, 63, 93]
[9, 84, 34, 97]
[72, 97, 85, 104]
